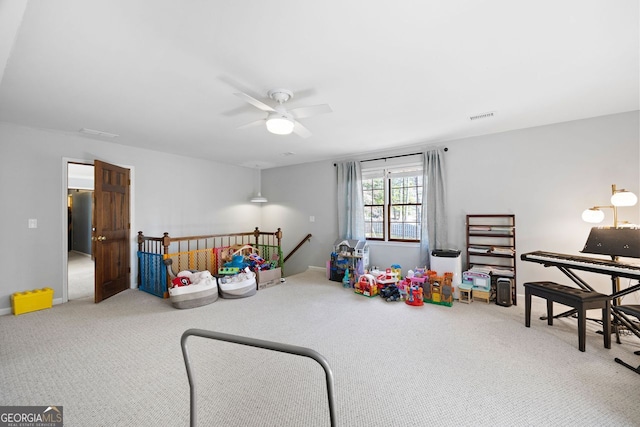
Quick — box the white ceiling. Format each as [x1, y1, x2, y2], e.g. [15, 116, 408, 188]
[0, 1, 638, 169]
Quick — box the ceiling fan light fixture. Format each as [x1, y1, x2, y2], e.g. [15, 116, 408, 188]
[266, 115, 294, 135]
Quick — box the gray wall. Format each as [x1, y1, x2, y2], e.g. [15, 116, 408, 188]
[0, 111, 638, 313]
[262, 111, 640, 300]
[69, 190, 92, 254]
[261, 161, 338, 277]
[0, 123, 261, 312]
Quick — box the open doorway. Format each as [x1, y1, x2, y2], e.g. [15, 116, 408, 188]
[67, 163, 94, 300]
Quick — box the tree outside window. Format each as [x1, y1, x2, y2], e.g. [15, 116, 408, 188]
[363, 168, 422, 242]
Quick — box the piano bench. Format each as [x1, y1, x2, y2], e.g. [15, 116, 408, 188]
[524, 281, 611, 352]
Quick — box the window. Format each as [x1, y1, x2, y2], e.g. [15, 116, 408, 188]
[363, 176, 385, 239]
[363, 164, 423, 242]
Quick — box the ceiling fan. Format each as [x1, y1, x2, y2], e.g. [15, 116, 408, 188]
[235, 88, 332, 138]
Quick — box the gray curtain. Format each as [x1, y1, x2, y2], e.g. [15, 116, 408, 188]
[420, 147, 447, 267]
[336, 161, 365, 240]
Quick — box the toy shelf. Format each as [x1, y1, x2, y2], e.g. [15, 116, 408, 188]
[466, 214, 516, 305]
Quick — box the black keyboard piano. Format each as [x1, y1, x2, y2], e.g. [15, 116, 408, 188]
[521, 251, 640, 280]
[522, 227, 640, 350]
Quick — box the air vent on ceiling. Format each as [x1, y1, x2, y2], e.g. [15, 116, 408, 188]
[79, 128, 120, 138]
[469, 111, 496, 121]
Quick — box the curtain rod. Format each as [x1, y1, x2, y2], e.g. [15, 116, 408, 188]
[361, 151, 418, 163]
[333, 147, 448, 166]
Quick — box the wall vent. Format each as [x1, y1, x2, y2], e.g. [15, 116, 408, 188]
[469, 111, 496, 121]
[79, 128, 119, 138]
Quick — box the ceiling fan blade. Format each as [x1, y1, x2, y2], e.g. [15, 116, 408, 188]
[234, 92, 275, 112]
[292, 121, 312, 138]
[290, 104, 332, 119]
[237, 119, 265, 130]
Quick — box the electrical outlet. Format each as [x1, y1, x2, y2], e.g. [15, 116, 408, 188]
[309, 216, 315, 223]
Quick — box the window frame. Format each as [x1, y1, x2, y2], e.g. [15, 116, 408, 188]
[362, 160, 423, 243]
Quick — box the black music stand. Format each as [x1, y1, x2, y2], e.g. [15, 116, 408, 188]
[580, 227, 640, 259]
[613, 305, 640, 375]
[582, 227, 640, 344]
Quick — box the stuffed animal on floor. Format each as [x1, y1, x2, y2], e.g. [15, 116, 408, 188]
[177, 270, 214, 286]
[171, 276, 190, 287]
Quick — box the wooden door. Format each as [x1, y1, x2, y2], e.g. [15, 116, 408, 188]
[93, 160, 130, 303]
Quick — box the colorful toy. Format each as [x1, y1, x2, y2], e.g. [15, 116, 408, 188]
[355, 274, 378, 297]
[249, 253, 265, 264]
[380, 284, 401, 301]
[441, 272, 454, 304]
[423, 273, 454, 307]
[376, 268, 400, 287]
[413, 267, 426, 278]
[218, 266, 239, 275]
[342, 268, 352, 288]
[224, 254, 248, 270]
[464, 270, 491, 303]
[355, 259, 365, 277]
[172, 276, 190, 287]
[405, 282, 424, 306]
[409, 276, 426, 287]
[396, 278, 409, 300]
[390, 264, 402, 280]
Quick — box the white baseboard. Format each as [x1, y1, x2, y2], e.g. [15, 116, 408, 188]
[0, 298, 64, 317]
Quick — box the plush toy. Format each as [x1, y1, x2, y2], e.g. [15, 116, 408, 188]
[172, 276, 191, 287]
[191, 270, 213, 285]
[176, 270, 214, 286]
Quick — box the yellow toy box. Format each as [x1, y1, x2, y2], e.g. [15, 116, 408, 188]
[12, 288, 54, 315]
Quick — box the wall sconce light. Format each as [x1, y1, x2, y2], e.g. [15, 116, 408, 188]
[582, 184, 638, 227]
[250, 193, 268, 203]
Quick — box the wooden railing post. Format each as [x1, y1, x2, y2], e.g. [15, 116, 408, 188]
[254, 227, 260, 247]
[162, 232, 171, 255]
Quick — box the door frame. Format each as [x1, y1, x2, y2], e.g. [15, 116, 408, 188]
[61, 157, 136, 303]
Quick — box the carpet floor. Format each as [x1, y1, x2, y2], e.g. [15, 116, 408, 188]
[1, 269, 639, 426]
